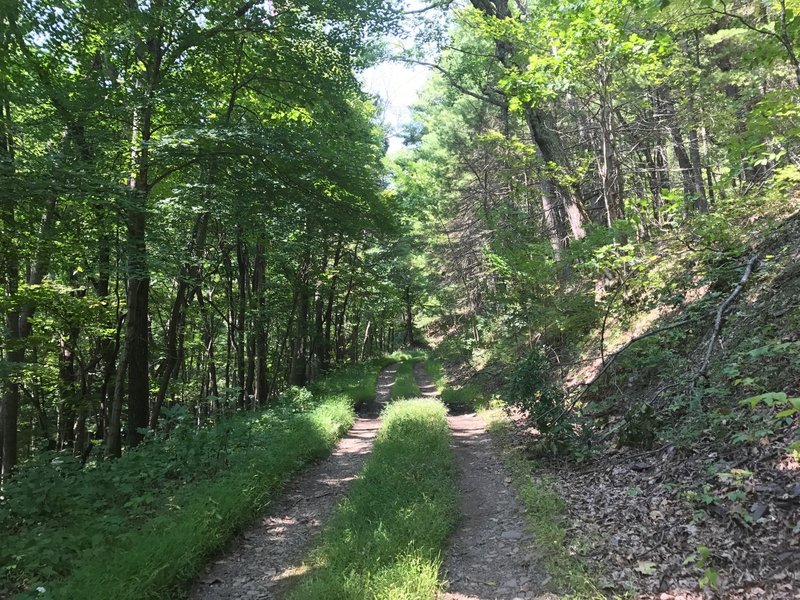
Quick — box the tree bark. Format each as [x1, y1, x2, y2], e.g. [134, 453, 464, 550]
[1, 87, 21, 476]
[252, 240, 268, 404]
[289, 253, 311, 387]
[468, 0, 586, 252]
[404, 285, 414, 346]
[150, 212, 210, 427]
[105, 342, 128, 458]
[321, 237, 344, 372]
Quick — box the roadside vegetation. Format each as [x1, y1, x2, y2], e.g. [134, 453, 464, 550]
[289, 399, 457, 600]
[0, 362, 388, 599]
[485, 415, 603, 599]
[424, 359, 487, 411]
[390, 1, 800, 595]
[3, 0, 800, 597]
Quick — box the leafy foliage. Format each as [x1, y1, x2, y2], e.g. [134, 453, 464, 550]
[505, 349, 564, 433]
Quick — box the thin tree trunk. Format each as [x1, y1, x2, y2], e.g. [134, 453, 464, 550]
[290, 253, 311, 387]
[150, 212, 210, 427]
[1, 89, 21, 476]
[404, 286, 414, 346]
[252, 240, 268, 404]
[235, 227, 247, 408]
[322, 237, 344, 372]
[125, 97, 153, 448]
[105, 343, 128, 458]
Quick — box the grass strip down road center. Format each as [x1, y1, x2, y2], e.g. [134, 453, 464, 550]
[391, 360, 422, 400]
[289, 398, 458, 600]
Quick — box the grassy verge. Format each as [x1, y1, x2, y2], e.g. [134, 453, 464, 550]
[425, 358, 487, 410]
[289, 399, 458, 600]
[311, 358, 390, 406]
[384, 349, 427, 363]
[484, 412, 603, 599]
[1, 363, 385, 600]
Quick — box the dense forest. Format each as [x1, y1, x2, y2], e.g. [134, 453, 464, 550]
[0, 0, 412, 474]
[1, 0, 798, 598]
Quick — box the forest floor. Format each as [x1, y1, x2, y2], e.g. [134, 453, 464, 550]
[188, 364, 399, 600]
[413, 363, 551, 600]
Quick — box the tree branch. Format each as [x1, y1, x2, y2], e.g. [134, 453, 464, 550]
[402, 1, 455, 15]
[391, 56, 506, 108]
[696, 254, 759, 377]
[550, 316, 702, 427]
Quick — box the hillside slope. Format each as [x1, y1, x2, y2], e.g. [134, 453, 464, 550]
[430, 209, 799, 598]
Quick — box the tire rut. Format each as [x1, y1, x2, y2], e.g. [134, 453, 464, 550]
[188, 363, 399, 600]
[411, 362, 550, 600]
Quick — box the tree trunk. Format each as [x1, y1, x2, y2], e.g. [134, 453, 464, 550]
[105, 342, 128, 458]
[525, 107, 587, 241]
[688, 125, 708, 212]
[321, 237, 344, 372]
[252, 240, 268, 404]
[360, 319, 372, 361]
[235, 227, 248, 408]
[124, 81, 154, 448]
[289, 254, 311, 387]
[336, 269, 356, 363]
[1, 89, 21, 476]
[150, 212, 210, 427]
[469, 0, 586, 251]
[404, 286, 414, 346]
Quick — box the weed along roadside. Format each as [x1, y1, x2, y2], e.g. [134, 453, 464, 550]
[189, 360, 408, 600]
[484, 414, 603, 599]
[408, 358, 557, 599]
[0, 362, 391, 600]
[390, 351, 426, 400]
[287, 399, 458, 599]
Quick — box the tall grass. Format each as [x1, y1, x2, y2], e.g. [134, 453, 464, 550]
[1, 362, 385, 600]
[423, 359, 446, 392]
[312, 358, 388, 406]
[289, 399, 458, 600]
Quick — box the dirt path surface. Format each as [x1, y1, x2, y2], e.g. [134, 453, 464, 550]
[189, 363, 398, 600]
[412, 363, 548, 600]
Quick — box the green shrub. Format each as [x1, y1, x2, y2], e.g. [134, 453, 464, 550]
[278, 386, 316, 411]
[505, 348, 564, 432]
[618, 405, 657, 449]
[441, 385, 484, 409]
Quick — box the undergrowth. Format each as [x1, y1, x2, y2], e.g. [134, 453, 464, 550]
[289, 399, 458, 600]
[0, 362, 386, 599]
